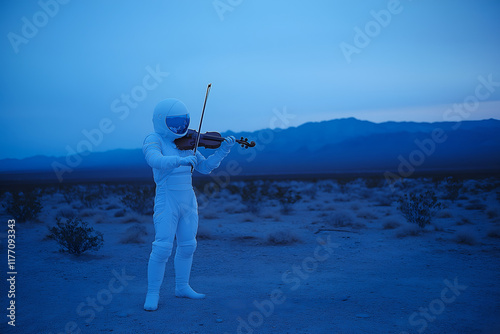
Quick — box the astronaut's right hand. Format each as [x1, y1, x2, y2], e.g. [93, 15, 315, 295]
[179, 155, 197, 167]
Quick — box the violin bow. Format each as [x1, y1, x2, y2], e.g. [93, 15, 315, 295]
[191, 83, 212, 173]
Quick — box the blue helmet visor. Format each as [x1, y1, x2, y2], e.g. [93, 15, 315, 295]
[166, 114, 190, 134]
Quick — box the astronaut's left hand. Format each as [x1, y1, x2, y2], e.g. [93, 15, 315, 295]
[221, 136, 236, 152]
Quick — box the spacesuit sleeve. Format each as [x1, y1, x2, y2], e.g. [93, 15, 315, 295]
[143, 134, 181, 171]
[194, 146, 230, 174]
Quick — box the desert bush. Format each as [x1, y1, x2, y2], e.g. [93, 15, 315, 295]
[93, 214, 107, 224]
[79, 208, 98, 218]
[487, 229, 500, 238]
[374, 195, 394, 207]
[202, 211, 218, 219]
[320, 182, 334, 193]
[241, 214, 254, 222]
[437, 210, 453, 219]
[365, 177, 384, 189]
[383, 220, 401, 230]
[258, 180, 273, 198]
[357, 210, 378, 220]
[336, 179, 352, 194]
[397, 190, 442, 229]
[464, 203, 486, 211]
[456, 217, 473, 225]
[73, 185, 105, 208]
[120, 224, 147, 244]
[3, 189, 43, 222]
[120, 213, 145, 224]
[226, 184, 241, 195]
[240, 181, 260, 214]
[454, 231, 477, 245]
[478, 179, 500, 192]
[59, 185, 78, 204]
[441, 177, 463, 202]
[434, 224, 444, 232]
[396, 225, 421, 238]
[47, 217, 104, 255]
[356, 188, 374, 199]
[197, 225, 213, 240]
[334, 194, 349, 202]
[120, 185, 154, 215]
[57, 207, 76, 219]
[267, 230, 300, 245]
[273, 186, 301, 215]
[105, 203, 120, 210]
[329, 212, 365, 229]
[486, 209, 498, 219]
[114, 209, 126, 217]
[301, 184, 318, 200]
[330, 212, 353, 227]
[317, 212, 329, 218]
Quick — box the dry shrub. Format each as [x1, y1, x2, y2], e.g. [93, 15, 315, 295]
[47, 217, 104, 255]
[197, 225, 213, 240]
[330, 212, 354, 228]
[357, 210, 378, 220]
[241, 214, 254, 222]
[454, 230, 477, 245]
[374, 194, 394, 207]
[328, 211, 365, 229]
[93, 214, 107, 224]
[486, 209, 498, 219]
[267, 230, 301, 245]
[79, 209, 99, 218]
[437, 210, 453, 218]
[383, 220, 401, 230]
[120, 224, 148, 244]
[456, 217, 473, 225]
[114, 209, 126, 218]
[465, 203, 486, 211]
[57, 207, 76, 219]
[106, 203, 120, 210]
[202, 211, 218, 219]
[487, 229, 500, 238]
[396, 225, 421, 238]
[120, 213, 145, 224]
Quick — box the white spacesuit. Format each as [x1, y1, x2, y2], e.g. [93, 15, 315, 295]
[143, 98, 235, 311]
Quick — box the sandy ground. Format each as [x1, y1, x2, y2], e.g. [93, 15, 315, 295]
[1, 177, 500, 334]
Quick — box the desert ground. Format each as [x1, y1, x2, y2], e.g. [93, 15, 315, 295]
[1, 176, 499, 334]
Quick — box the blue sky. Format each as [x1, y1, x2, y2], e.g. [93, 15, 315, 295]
[1, 0, 499, 159]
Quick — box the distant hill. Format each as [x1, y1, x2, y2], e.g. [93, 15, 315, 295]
[1, 118, 500, 184]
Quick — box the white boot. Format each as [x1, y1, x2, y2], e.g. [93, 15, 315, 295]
[174, 241, 205, 299]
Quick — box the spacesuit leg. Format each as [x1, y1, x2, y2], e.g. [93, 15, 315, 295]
[174, 190, 205, 299]
[144, 242, 173, 310]
[144, 196, 178, 311]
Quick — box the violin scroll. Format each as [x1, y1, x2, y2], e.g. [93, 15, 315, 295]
[239, 137, 255, 149]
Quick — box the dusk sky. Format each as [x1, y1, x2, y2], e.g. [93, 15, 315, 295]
[1, 0, 499, 159]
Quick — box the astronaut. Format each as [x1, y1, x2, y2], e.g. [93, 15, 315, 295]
[142, 98, 235, 311]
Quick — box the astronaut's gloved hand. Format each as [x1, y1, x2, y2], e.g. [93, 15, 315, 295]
[179, 155, 197, 167]
[220, 136, 236, 152]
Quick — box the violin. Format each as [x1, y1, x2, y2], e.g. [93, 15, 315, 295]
[175, 129, 256, 150]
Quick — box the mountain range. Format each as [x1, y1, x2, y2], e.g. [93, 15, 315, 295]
[1, 117, 499, 184]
